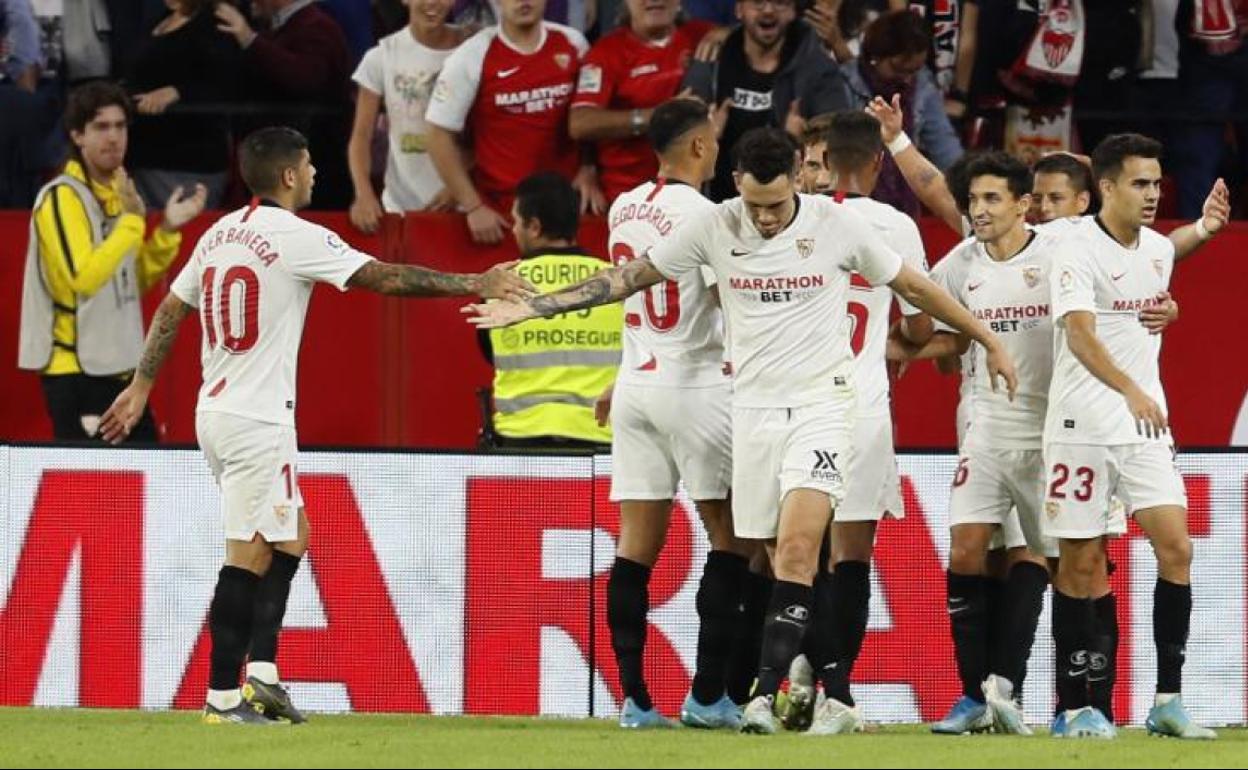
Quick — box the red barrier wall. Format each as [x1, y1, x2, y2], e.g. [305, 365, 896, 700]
[2, 211, 1244, 448]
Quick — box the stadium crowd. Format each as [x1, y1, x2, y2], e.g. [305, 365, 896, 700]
[1, 0, 1247, 222]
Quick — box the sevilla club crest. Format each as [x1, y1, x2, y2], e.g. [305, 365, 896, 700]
[1041, 3, 1077, 69]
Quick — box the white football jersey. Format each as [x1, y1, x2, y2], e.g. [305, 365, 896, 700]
[839, 195, 928, 417]
[931, 228, 1061, 449]
[956, 348, 975, 447]
[170, 203, 373, 426]
[608, 179, 726, 388]
[1047, 216, 1174, 445]
[649, 194, 904, 408]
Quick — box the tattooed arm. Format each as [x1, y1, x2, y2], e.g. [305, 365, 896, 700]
[865, 95, 964, 234]
[137, 293, 194, 383]
[896, 156, 964, 235]
[99, 293, 194, 443]
[465, 257, 666, 328]
[347, 259, 533, 301]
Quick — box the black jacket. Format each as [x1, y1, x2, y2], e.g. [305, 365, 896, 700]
[681, 22, 851, 124]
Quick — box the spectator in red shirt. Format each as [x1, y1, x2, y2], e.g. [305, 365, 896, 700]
[426, 0, 604, 245]
[569, 0, 715, 204]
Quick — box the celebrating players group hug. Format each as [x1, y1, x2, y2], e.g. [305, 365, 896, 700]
[103, 93, 1229, 738]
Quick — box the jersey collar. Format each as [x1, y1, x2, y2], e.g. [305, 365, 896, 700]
[498, 22, 549, 56]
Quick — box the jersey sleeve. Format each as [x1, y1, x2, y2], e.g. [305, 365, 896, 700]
[553, 23, 590, 57]
[282, 225, 375, 291]
[169, 254, 201, 309]
[840, 206, 903, 286]
[425, 32, 487, 132]
[1050, 236, 1097, 323]
[892, 217, 928, 316]
[571, 40, 618, 109]
[926, 250, 965, 333]
[352, 43, 386, 95]
[648, 211, 711, 281]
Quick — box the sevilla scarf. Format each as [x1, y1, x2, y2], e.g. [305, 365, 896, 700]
[1012, 0, 1086, 86]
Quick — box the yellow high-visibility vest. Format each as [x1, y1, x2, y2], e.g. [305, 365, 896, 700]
[490, 250, 623, 443]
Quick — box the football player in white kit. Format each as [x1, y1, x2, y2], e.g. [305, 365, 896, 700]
[466, 126, 1017, 735]
[99, 127, 532, 724]
[784, 112, 933, 734]
[893, 153, 1061, 737]
[868, 98, 1227, 735]
[1030, 153, 1127, 728]
[1044, 134, 1217, 740]
[595, 99, 747, 730]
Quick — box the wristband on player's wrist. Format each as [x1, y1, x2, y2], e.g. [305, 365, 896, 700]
[1195, 217, 1213, 241]
[887, 132, 913, 155]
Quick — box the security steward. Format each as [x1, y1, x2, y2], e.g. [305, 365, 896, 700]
[485, 172, 622, 449]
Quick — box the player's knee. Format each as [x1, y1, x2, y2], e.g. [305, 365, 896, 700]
[1058, 541, 1103, 587]
[230, 549, 272, 577]
[830, 522, 875, 563]
[948, 541, 985, 575]
[701, 513, 738, 553]
[1154, 532, 1193, 573]
[833, 539, 873, 564]
[615, 518, 666, 566]
[773, 537, 819, 583]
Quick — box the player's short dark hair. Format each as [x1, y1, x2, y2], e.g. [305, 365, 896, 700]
[733, 127, 799, 184]
[515, 172, 580, 241]
[1091, 133, 1163, 183]
[945, 150, 982, 216]
[965, 151, 1033, 200]
[823, 111, 883, 171]
[63, 81, 132, 136]
[861, 10, 930, 62]
[239, 126, 309, 196]
[1032, 153, 1093, 194]
[649, 98, 710, 156]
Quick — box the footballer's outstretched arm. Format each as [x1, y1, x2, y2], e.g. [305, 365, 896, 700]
[348, 259, 534, 301]
[888, 263, 1017, 398]
[99, 293, 194, 443]
[888, 329, 968, 363]
[465, 257, 666, 329]
[138, 293, 194, 384]
[865, 95, 963, 234]
[1169, 178, 1230, 261]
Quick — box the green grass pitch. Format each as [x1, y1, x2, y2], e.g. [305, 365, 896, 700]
[1, 708, 1244, 768]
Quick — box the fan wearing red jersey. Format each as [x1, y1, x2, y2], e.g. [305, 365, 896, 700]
[569, 0, 714, 203]
[426, 0, 601, 245]
[99, 127, 531, 726]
